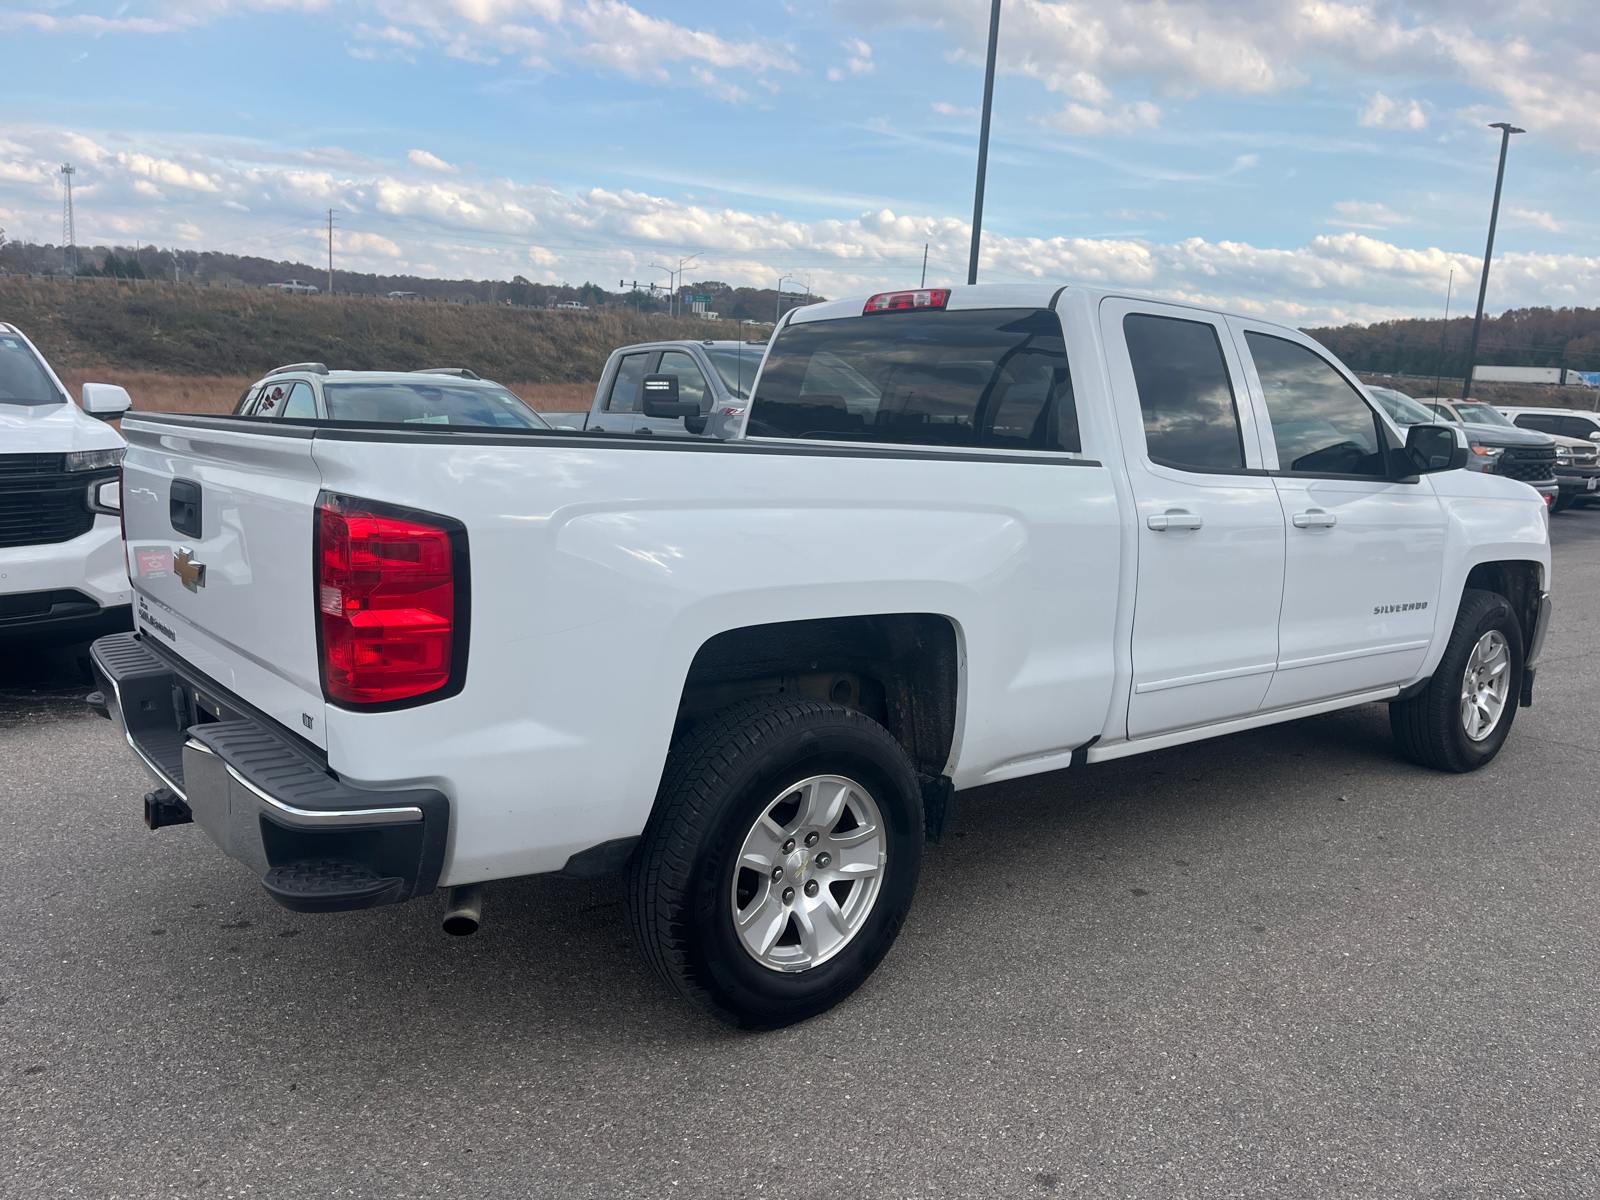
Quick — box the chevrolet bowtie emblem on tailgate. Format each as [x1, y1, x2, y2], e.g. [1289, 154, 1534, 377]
[174, 548, 207, 592]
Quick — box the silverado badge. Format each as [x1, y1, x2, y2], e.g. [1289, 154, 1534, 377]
[174, 548, 207, 592]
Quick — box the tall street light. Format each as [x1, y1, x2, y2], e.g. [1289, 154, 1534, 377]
[1461, 121, 1525, 400]
[966, 0, 1002, 285]
[775, 274, 793, 324]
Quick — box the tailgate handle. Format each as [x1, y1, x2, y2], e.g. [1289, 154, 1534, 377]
[170, 479, 202, 538]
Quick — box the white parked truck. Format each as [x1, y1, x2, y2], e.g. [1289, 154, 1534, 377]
[93, 283, 1552, 1028]
[0, 322, 134, 645]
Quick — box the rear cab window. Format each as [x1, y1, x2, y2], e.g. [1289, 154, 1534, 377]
[747, 307, 1080, 452]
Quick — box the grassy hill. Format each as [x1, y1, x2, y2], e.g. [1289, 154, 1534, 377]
[0, 277, 734, 384]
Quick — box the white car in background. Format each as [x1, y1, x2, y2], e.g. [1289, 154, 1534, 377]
[0, 322, 133, 645]
[271, 280, 319, 294]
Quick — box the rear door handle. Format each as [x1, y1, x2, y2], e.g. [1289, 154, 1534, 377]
[1147, 510, 1203, 531]
[1292, 510, 1337, 528]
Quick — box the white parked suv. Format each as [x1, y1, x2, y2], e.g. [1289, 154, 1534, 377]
[93, 284, 1551, 1028]
[0, 323, 133, 644]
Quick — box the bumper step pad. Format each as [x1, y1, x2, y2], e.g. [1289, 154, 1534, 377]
[261, 859, 406, 913]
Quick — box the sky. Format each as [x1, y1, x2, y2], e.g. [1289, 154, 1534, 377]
[1, 0, 1598, 325]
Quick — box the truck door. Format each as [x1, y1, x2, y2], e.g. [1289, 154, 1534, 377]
[587, 350, 652, 433]
[635, 349, 714, 438]
[1227, 319, 1447, 708]
[1101, 298, 1285, 738]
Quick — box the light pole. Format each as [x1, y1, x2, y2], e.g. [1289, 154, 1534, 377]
[1461, 121, 1525, 400]
[775, 274, 793, 325]
[967, 0, 1002, 285]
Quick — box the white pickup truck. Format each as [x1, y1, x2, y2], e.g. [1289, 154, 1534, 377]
[93, 283, 1551, 1029]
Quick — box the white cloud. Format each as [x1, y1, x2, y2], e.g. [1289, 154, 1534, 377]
[864, 0, 1600, 153]
[3, 122, 1593, 326]
[408, 148, 459, 173]
[931, 101, 977, 117]
[844, 37, 873, 74]
[1505, 206, 1564, 233]
[8, 0, 796, 101]
[1043, 101, 1162, 135]
[1359, 92, 1428, 130]
[1329, 200, 1415, 229]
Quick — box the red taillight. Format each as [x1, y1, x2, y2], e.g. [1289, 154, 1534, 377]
[316, 496, 459, 705]
[863, 288, 950, 314]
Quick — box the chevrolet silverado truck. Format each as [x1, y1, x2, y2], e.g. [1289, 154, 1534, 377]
[93, 283, 1552, 1029]
[540, 338, 765, 436]
[1, 322, 133, 644]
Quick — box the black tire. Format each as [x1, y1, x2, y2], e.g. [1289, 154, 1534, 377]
[1551, 494, 1575, 514]
[629, 696, 924, 1030]
[1390, 588, 1524, 773]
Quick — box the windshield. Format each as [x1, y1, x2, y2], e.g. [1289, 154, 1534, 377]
[320, 381, 551, 429]
[706, 347, 764, 399]
[1366, 386, 1436, 426]
[749, 308, 1080, 451]
[0, 335, 65, 406]
[1455, 401, 1514, 427]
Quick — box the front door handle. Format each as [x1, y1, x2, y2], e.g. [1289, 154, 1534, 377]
[1292, 510, 1337, 528]
[1147, 510, 1204, 531]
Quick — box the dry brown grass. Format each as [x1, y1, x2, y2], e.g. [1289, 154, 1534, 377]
[54, 367, 599, 416]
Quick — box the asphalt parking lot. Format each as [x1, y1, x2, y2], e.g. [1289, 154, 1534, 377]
[3, 515, 1598, 1199]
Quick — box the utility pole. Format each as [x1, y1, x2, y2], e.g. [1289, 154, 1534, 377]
[967, 0, 1002, 285]
[1461, 122, 1524, 400]
[921, 243, 929, 288]
[59, 164, 76, 276]
[775, 274, 793, 325]
[1432, 269, 1453, 398]
[327, 209, 336, 296]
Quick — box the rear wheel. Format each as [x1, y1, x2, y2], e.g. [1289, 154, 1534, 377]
[629, 696, 924, 1029]
[1390, 588, 1523, 772]
[1552, 494, 1575, 514]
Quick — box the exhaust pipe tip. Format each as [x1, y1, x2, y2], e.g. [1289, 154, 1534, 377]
[441, 883, 485, 936]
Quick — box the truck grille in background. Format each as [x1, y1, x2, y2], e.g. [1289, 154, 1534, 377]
[0, 454, 95, 548]
[1497, 446, 1558, 484]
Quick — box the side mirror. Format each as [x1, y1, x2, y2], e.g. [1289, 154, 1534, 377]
[640, 374, 698, 420]
[1404, 423, 1469, 475]
[82, 382, 133, 420]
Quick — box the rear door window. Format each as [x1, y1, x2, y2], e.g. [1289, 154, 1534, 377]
[255, 382, 289, 416]
[748, 308, 1080, 451]
[1122, 313, 1244, 470]
[1513, 413, 1561, 434]
[606, 352, 654, 412]
[1244, 332, 1386, 476]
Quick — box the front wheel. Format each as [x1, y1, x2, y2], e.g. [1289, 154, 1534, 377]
[1390, 588, 1524, 772]
[629, 696, 924, 1029]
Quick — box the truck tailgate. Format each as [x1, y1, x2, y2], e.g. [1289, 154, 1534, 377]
[121, 416, 328, 748]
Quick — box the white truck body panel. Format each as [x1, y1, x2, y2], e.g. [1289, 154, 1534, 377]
[110, 283, 1552, 891]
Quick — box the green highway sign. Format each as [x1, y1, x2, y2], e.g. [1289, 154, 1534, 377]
[692, 294, 712, 302]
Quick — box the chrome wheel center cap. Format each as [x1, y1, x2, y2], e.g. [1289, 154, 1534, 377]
[787, 848, 810, 880]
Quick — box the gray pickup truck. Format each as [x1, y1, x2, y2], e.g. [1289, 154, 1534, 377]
[544, 339, 766, 436]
